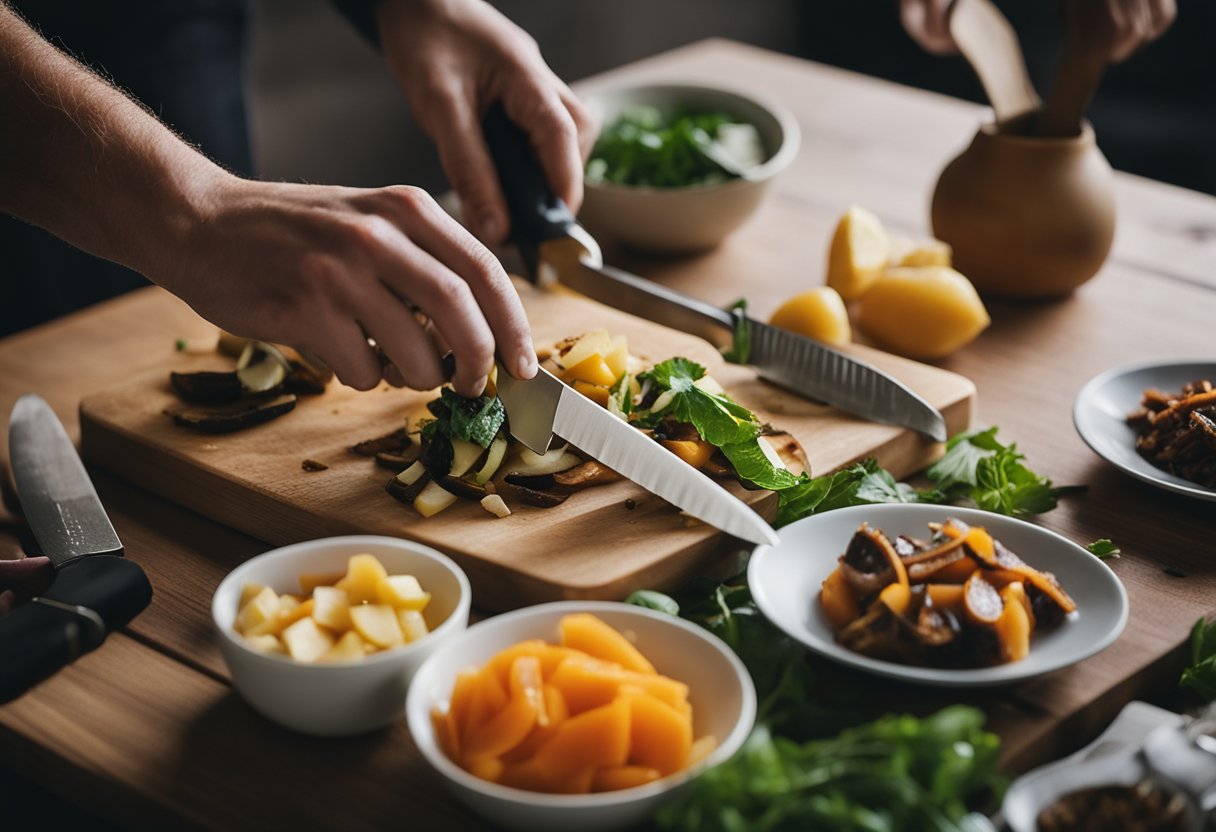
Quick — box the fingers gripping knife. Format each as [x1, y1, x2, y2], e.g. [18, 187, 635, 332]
[482, 104, 947, 442]
[0, 395, 152, 703]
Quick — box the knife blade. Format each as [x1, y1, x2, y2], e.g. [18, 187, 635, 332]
[496, 365, 779, 547]
[1, 394, 152, 702]
[484, 105, 947, 442]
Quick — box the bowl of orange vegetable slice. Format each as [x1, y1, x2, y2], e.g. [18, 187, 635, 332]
[405, 601, 756, 831]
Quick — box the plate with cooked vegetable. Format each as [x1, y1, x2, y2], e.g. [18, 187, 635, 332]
[1074, 360, 1216, 501]
[748, 503, 1127, 686]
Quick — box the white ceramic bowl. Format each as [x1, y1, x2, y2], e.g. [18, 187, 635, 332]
[212, 535, 471, 737]
[580, 82, 800, 253]
[406, 601, 756, 832]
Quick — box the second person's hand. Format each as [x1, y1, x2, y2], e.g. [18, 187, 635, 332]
[374, 0, 596, 246]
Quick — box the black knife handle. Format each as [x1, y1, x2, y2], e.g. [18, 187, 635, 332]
[483, 103, 580, 282]
[0, 556, 151, 703]
[0, 597, 106, 703]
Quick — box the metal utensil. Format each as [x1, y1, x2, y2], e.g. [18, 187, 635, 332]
[496, 364, 779, 547]
[483, 105, 947, 442]
[1, 394, 152, 702]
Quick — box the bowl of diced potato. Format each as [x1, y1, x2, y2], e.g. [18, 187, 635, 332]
[405, 601, 756, 831]
[212, 535, 471, 736]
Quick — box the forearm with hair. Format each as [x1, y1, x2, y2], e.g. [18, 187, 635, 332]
[0, 4, 227, 280]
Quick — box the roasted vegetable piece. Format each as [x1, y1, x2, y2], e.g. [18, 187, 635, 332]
[963, 570, 1004, 625]
[170, 370, 244, 403]
[996, 583, 1033, 662]
[165, 393, 296, 433]
[553, 460, 623, 489]
[818, 567, 861, 629]
[560, 613, 656, 674]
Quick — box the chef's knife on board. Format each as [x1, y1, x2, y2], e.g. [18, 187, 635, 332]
[1, 394, 152, 703]
[483, 105, 948, 442]
[494, 362, 778, 547]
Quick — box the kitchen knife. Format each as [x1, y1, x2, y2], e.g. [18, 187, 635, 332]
[483, 105, 948, 442]
[0, 394, 152, 703]
[496, 364, 779, 547]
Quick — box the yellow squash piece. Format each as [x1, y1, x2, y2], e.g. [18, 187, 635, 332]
[899, 239, 953, 268]
[769, 287, 852, 345]
[603, 335, 629, 380]
[592, 765, 661, 792]
[827, 205, 890, 300]
[398, 609, 429, 643]
[281, 617, 335, 663]
[311, 586, 352, 631]
[819, 566, 861, 629]
[547, 657, 688, 714]
[532, 696, 631, 783]
[349, 603, 405, 649]
[996, 583, 1032, 662]
[661, 439, 715, 470]
[317, 630, 366, 663]
[855, 266, 991, 359]
[563, 353, 618, 387]
[626, 692, 692, 776]
[487, 640, 583, 687]
[573, 380, 611, 407]
[376, 574, 431, 611]
[236, 586, 280, 635]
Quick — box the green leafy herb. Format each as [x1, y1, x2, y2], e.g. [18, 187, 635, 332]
[721, 298, 752, 365]
[418, 388, 504, 477]
[720, 438, 802, 491]
[640, 359, 760, 447]
[655, 708, 1003, 832]
[1086, 539, 1121, 560]
[585, 106, 756, 188]
[1181, 617, 1216, 701]
[774, 459, 929, 528]
[925, 428, 1081, 517]
[624, 590, 680, 617]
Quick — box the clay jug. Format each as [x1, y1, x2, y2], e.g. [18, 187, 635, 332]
[931, 119, 1115, 299]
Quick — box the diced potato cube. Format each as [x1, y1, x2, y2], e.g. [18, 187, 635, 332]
[335, 553, 388, 605]
[277, 594, 301, 614]
[282, 617, 335, 663]
[413, 480, 459, 518]
[603, 335, 629, 380]
[376, 574, 430, 611]
[826, 204, 890, 300]
[276, 598, 315, 630]
[236, 586, 279, 635]
[350, 603, 405, 648]
[898, 239, 953, 268]
[299, 571, 344, 595]
[555, 330, 610, 370]
[244, 634, 285, 655]
[239, 581, 267, 611]
[312, 586, 352, 631]
[317, 630, 366, 663]
[399, 609, 429, 643]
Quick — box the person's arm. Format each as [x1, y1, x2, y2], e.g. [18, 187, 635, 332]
[899, 0, 1176, 62]
[373, 0, 596, 245]
[0, 2, 534, 395]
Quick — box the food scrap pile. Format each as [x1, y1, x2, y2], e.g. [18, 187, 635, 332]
[819, 519, 1076, 668]
[1128, 379, 1216, 488]
[432, 613, 715, 794]
[366, 330, 806, 520]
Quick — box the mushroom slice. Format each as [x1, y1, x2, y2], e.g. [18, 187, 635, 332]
[495, 480, 569, 508]
[553, 460, 623, 489]
[839, 524, 909, 597]
[386, 461, 429, 504]
[165, 393, 296, 433]
[375, 446, 420, 471]
[504, 472, 556, 491]
[435, 475, 488, 501]
[836, 604, 899, 659]
[916, 604, 960, 647]
[170, 371, 243, 403]
[962, 571, 1004, 626]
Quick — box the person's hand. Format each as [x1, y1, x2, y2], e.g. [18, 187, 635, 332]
[899, 0, 1176, 62]
[0, 463, 51, 616]
[158, 175, 537, 396]
[374, 0, 596, 246]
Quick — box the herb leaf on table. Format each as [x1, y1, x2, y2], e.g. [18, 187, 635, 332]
[1181, 617, 1216, 701]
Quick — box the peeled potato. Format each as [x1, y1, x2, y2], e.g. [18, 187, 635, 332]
[769, 287, 852, 345]
[855, 266, 990, 359]
[826, 205, 889, 300]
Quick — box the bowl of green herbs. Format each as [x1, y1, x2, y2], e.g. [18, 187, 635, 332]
[580, 82, 799, 254]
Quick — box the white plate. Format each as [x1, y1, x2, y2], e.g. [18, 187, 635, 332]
[748, 504, 1128, 687]
[1074, 359, 1216, 502]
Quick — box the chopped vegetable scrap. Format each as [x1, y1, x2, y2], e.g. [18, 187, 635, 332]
[821, 519, 1076, 668]
[366, 330, 808, 520]
[233, 553, 433, 662]
[1127, 379, 1216, 488]
[585, 106, 764, 188]
[1036, 782, 1191, 832]
[431, 614, 716, 794]
[166, 338, 330, 433]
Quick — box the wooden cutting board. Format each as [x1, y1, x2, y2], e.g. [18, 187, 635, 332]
[79, 282, 974, 611]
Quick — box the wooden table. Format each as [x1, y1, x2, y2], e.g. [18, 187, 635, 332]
[2, 39, 1215, 830]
